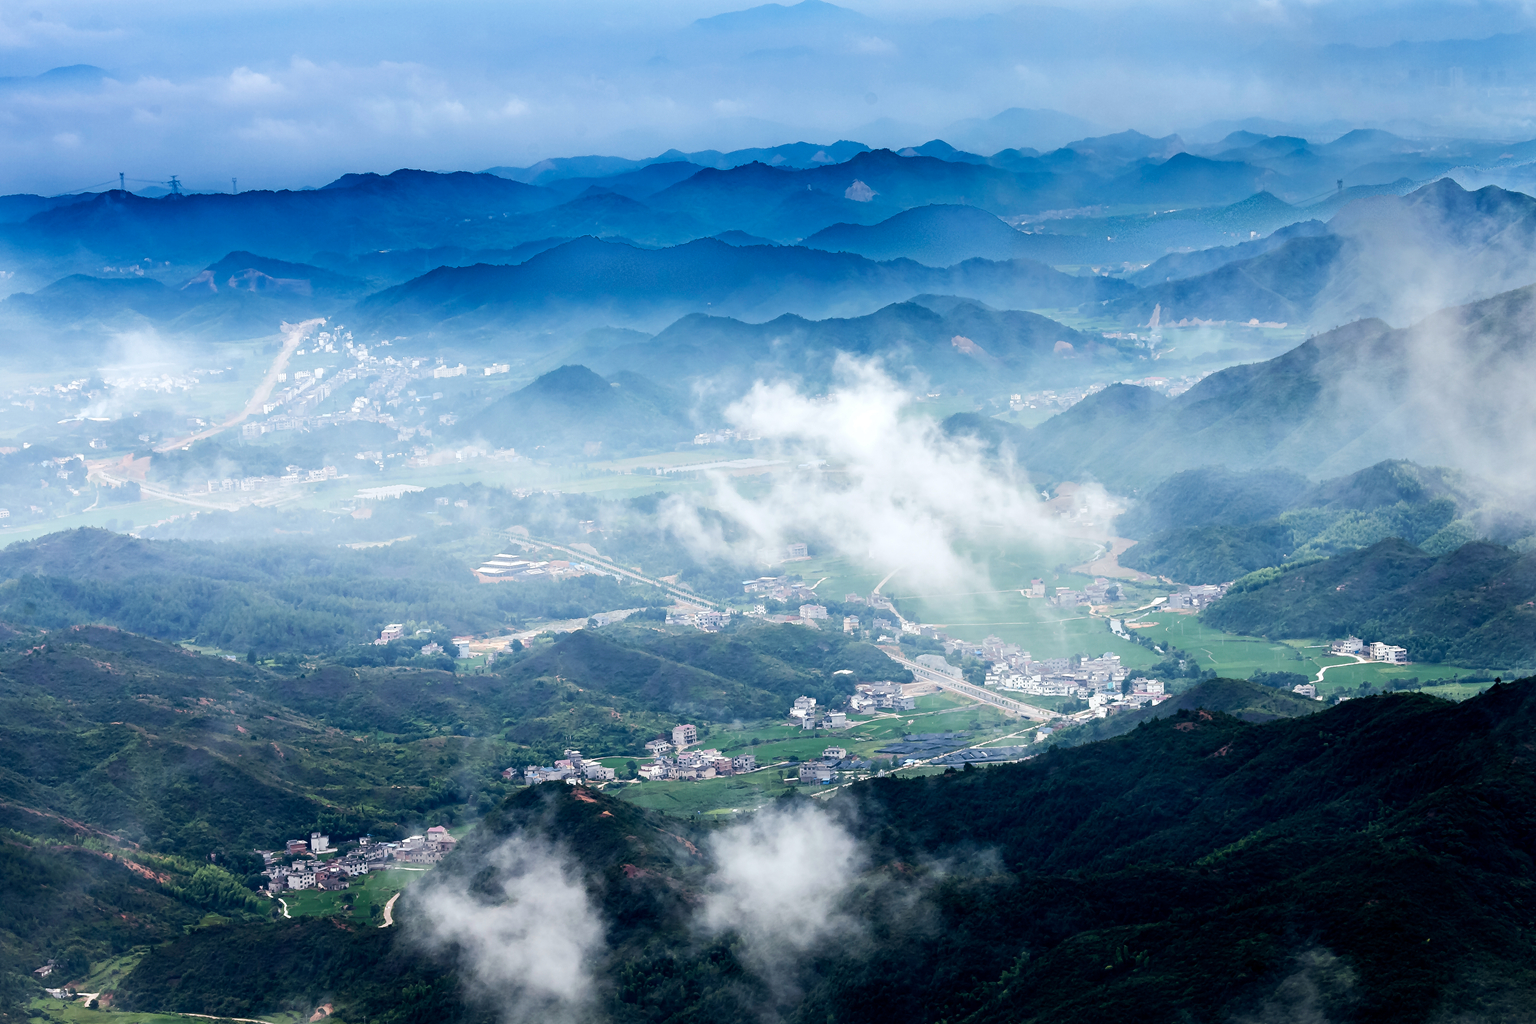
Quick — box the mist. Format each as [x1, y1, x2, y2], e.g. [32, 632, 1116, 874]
[5, 0, 1536, 194]
[662, 357, 1054, 591]
[408, 834, 605, 1024]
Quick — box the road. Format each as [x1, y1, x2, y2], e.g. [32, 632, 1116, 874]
[154, 317, 323, 453]
[380, 891, 400, 928]
[884, 649, 1058, 721]
[1315, 653, 1369, 685]
[504, 533, 726, 609]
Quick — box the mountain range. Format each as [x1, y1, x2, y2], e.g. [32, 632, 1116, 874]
[977, 276, 1536, 491]
[350, 235, 1131, 339]
[1106, 179, 1536, 327]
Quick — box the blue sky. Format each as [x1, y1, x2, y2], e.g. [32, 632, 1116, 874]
[2, 0, 1535, 194]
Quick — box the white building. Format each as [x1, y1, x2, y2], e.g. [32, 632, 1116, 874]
[1370, 642, 1409, 665]
[672, 723, 698, 748]
[1331, 636, 1364, 656]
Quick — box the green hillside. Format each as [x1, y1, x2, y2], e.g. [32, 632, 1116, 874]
[1204, 538, 1536, 666]
[457, 364, 692, 455]
[0, 617, 899, 858]
[0, 527, 664, 655]
[1006, 281, 1536, 491]
[1046, 676, 1325, 747]
[104, 679, 1536, 1024]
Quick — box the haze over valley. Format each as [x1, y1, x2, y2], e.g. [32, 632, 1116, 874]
[4, 3, 1536, 1023]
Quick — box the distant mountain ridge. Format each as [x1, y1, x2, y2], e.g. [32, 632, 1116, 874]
[351, 235, 1133, 338]
[1108, 179, 1536, 327]
[967, 276, 1536, 492]
[588, 297, 1111, 394]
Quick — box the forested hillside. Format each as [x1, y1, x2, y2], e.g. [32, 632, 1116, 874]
[1204, 538, 1536, 666]
[1115, 460, 1530, 584]
[104, 679, 1536, 1024]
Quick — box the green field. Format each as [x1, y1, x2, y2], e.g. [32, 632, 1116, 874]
[279, 867, 422, 924]
[1316, 661, 1496, 697]
[615, 769, 797, 816]
[1130, 613, 1509, 697]
[1130, 614, 1323, 677]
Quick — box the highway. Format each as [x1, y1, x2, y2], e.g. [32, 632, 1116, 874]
[502, 532, 726, 610]
[884, 649, 1059, 721]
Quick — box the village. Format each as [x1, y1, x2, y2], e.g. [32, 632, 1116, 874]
[258, 826, 458, 894]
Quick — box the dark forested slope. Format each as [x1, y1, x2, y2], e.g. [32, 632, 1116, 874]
[110, 679, 1536, 1024]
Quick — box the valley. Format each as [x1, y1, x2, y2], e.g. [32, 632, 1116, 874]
[5, 24, 1536, 1021]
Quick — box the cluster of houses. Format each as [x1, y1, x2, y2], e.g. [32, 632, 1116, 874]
[797, 746, 873, 784]
[741, 575, 819, 602]
[261, 827, 458, 893]
[1331, 636, 1410, 665]
[666, 608, 733, 631]
[1045, 577, 1124, 608]
[511, 750, 619, 785]
[632, 725, 756, 781]
[639, 746, 757, 780]
[1164, 583, 1233, 611]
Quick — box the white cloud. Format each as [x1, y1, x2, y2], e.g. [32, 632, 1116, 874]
[409, 834, 604, 1024]
[700, 802, 866, 957]
[663, 357, 1054, 592]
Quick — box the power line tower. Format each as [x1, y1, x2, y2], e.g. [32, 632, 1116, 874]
[118, 172, 125, 191]
[168, 175, 182, 196]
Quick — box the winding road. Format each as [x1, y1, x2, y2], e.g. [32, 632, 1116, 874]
[380, 891, 400, 928]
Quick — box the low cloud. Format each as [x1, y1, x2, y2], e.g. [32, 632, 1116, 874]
[700, 801, 867, 958]
[408, 835, 604, 1024]
[663, 357, 1055, 591]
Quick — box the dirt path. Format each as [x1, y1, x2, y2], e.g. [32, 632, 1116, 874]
[380, 891, 400, 928]
[278, 897, 291, 919]
[1315, 654, 1370, 684]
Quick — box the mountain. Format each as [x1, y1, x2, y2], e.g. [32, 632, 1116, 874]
[351, 236, 1133, 340]
[1205, 538, 1536, 666]
[1112, 459, 1536, 585]
[941, 107, 1104, 154]
[3, 170, 564, 264]
[590, 298, 1110, 394]
[1098, 151, 1285, 205]
[1108, 179, 1536, 328]
[485, 140, 873, 186]
[1005, 278, 1536, 493]
[456, 364, 692, 454]
[803, 204, 1036, 266]
[106, 680, 1536, 1024]
[642, 150, 1084, 234]
[1127, 219, 1328, 286]
[0, 251, 369, 344]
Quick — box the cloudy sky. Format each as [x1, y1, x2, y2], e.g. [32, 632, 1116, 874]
[2, 0, 1535, 194]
